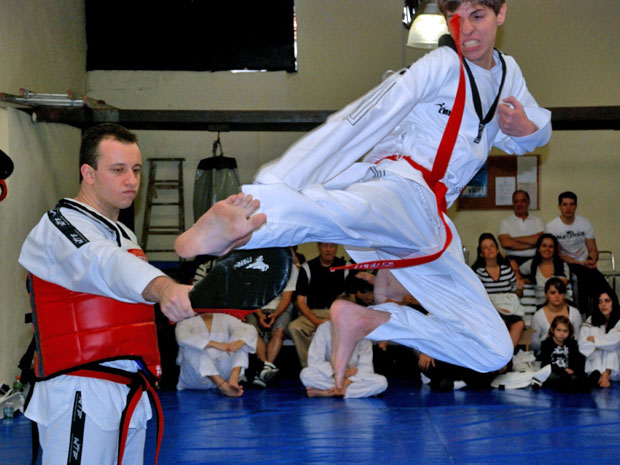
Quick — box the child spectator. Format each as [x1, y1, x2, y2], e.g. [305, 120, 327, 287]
[300, 321, 387, 398]
[539, 315, 595, 392]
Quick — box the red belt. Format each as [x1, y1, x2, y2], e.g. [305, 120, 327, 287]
[332, 14, 465, 272]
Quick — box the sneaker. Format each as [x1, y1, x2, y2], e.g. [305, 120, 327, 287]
[252, 362, 279, 388]
[238, 374, 248, 386]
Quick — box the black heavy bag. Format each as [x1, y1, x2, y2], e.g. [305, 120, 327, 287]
[0, 149, 14, 202]
[193, 136, 241, 222]
[190, 248, 293, 318]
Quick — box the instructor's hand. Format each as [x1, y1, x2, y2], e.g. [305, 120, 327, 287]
[497, 96, 538, 137]
[143, 276, 195, 322]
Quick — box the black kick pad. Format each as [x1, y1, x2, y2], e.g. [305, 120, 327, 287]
[190, 247, 293, 312]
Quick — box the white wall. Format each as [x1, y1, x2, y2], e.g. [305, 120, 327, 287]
[0, 0, 85, 384]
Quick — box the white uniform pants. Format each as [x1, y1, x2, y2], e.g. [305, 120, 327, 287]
[300, 367, 388, 398]
[37, 392, 146, 465]
[243, 163, 513, 372]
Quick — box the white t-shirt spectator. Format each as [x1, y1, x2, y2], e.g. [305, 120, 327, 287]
[546, 215, 595, 262]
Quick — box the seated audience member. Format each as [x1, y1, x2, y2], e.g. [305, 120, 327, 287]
[538, 315, 595, 392]
[546, 191, 612, 314]
[300, 321, 387, 398]
[176, 313, 257, 397]
[519, 233, 570, 305]
[245, 259, 299, 387]
[578, 290, 620, 388]
[416, 353, 495, 391]
[288, 242, 347, 367]
[530, 278, 582, 352]
[472, 233, 525, 349]
[346, 269, 376, 306]
[498, 189, 545, 265]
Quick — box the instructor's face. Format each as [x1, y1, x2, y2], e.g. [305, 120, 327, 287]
[87, 138, 142, 214]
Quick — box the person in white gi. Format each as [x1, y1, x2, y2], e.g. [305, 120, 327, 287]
[176, 313, 257, 397]
[19, 124, 266, 465]
[579, 290, 620, 388]
[176, 0, 552, 389]
[300, 322, 387, 398]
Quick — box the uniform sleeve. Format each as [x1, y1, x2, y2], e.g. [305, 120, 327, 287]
[492, 57, 552, 155]
[175, 317, 209, 351]
[226, 315, 257, 353]
[306, 323, 334, 377]
[19, 211, 164, 303]
[591, 320, 620, 351]
[578, 320, 597, 358]
[253, 49, 454, 189]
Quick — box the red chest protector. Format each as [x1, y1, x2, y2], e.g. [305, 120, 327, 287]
[28, 274, 161, 380]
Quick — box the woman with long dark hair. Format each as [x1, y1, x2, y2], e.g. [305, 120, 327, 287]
[472, 233, 524, 349]
[579, 290, 620, 388]
[519, 233, 570, 305]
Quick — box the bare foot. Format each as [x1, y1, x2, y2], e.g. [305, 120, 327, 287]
[599, 370, 611, 388]
[217, 381, 244, 397]
[175, 193, 267, 258]
[306, 387, 336, 398]
[330, 300, 390, 389]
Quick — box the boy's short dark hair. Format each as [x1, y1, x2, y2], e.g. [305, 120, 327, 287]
[79, 123, 138, 181]
[437, 0, 506, 17]
[558, 191, 577, 205]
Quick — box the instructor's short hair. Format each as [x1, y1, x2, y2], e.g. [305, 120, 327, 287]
[79, 123, 138, 181]
[437, 0, 505, 17]
[558, 191, 578, 205]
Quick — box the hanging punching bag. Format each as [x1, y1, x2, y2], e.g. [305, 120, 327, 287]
[193, 135, 241, 222]
[0, 149, 14, 202]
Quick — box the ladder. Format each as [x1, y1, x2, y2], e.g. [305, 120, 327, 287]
[141, 158, 186, 255]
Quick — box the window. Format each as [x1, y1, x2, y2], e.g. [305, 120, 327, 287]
[85, 0, 297, 72]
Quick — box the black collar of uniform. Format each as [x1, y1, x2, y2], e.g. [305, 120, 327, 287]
[56, 198, 130, 246]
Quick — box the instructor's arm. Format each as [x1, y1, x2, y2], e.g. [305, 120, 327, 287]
[143, 276, 195, 322]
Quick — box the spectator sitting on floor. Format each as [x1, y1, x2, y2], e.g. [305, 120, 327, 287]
[300, 321, 387, 398]
[578, 290, 620, 388]
[519, 233, 570, 306]
[245, 256, 299, 387]
[539, 315, 595, 392]
[498, 189, 545, 266]
[472, 233, 525, 350]
[530, 277, 582, 353]
[175, 313, 257, 397]
[346, 269, 377, 306]
[288, 242, 348, 367]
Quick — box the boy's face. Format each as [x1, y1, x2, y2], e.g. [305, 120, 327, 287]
[447, 2, 507, 70]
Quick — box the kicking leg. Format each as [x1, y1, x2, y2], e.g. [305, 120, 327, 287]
[330, 300, 390, 389]
[175, 193, 266, 258]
